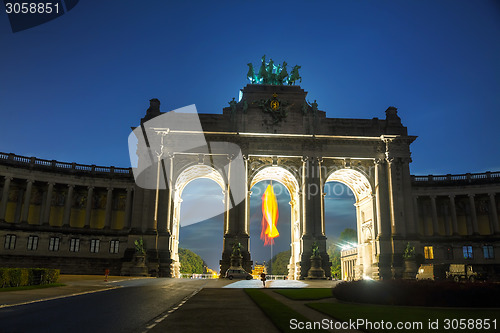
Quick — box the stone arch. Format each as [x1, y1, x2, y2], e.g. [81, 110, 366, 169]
[170, 164, 226, 278]
[249, 166, 302, 280]
[324, 168, 376, 279]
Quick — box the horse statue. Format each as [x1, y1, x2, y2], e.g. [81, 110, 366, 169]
[258, 55, 268, 84]
[277, 61, 288, 85]
[288, 65, 302, 85]
[266, 58, 276, 84]
[247, 63, 256, 84]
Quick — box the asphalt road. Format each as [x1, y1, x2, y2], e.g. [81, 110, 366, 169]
[0, 278, 210, 333]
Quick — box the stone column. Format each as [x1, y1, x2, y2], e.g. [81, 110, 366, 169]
[0, 176, 13, 221]
[374, 159, 390, 238]
[430, 195, 439, 235]
[386, 159, 403, 235]
[374, 159, 391, 280]
[42, 182, 55, 225]
[62, 184, 74, 227]
[468, 194, 479, 235]
[442, 204, 451, 236]
[20, 179, 34, 223]
[124, 188, 133, 229]
[84, 186, 94, 228]
[488, 193, 500, 234]
[449, 194, 459, 235]
[421, 202, 429, 236]
[301, 156, 309, 236]
[412, 196, 420, 235]
[104, 187, 113, 229]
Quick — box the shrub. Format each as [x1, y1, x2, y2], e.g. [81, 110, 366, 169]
[1, 268, 60, 288]
[0, 268, 10, 288]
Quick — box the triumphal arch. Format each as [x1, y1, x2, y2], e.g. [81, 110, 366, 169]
[131, 59, 417, 280]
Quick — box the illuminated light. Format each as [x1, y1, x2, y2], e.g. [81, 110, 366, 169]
[362, 275, 373, 281]
[261, 184, 279, 245]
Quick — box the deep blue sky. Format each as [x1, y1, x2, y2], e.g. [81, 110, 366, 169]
[1, 1, 500, 269]
[1, 0, 499, 175]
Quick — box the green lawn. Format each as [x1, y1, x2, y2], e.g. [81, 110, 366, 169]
[274, 288, 333, 300]
[307, 302, 500, 333]
[0, 283, 65, 292]
[245, 289, 329, 333]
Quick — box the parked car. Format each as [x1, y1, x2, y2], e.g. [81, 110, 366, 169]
[416, 263, 448, 281]
[446, 264, 487, 282]
[225, 268, 253, 280]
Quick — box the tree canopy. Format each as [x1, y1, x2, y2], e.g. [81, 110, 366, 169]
[178, 248, 206, 274]
[266, 249, 291, 275]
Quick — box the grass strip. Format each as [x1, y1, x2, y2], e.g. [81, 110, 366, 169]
[0, 283, 65, 292]
[245, 289, 329, 333]
[307, 302, 500, 333]
[274, 288, 333, 300]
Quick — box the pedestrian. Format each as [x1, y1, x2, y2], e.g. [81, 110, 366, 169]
[104, 269, 110, 282]
[260, 272, 266, 287]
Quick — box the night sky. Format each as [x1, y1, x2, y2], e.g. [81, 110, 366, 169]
[1, 1, 499, 270]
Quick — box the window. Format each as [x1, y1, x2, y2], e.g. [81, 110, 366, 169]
[27, 236, 38, 251]
[109, 240, 119, 254]
[4, 234, 16, 249]
[48, 237, 60, 251]
[463, 245, 473, 259]
[90, 239, 100, 253]
[424, 246, 434, 259]
[69, 238, 80, 252]
[446, 247, 454, 260]
[483, 245, 494, 259]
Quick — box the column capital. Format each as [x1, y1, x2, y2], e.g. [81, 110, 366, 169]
[106, 187, 113, 191]
[301, 156, 309, 163]
[429, 195, 437, 200]
[26, 178, 35, 184]
[67, 183, 75, 188]
[468, 193, 476, 198]
[448, 194, 456, 199]
[47, 181, 56, 186]
[87, 185, 95, 190]
[488, 192, 497, 198]
[126, 187, 134, 193]
[3, 176, 13, 181]
[374, 158, 385, 166]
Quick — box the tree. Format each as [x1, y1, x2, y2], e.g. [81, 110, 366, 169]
[266, 249, 291, 275]
[328, 228, 357, 279]
[178, 248, 206, 274]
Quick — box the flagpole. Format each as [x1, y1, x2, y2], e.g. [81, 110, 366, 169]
[270, 180, 273, 278]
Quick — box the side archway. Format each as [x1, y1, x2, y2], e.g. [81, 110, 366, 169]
[325, 168, 376, 279]
[170, 164, 226, 277]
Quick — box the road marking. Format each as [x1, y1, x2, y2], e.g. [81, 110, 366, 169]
[141, 286, 203, 333]
[0, 286, 121, 309]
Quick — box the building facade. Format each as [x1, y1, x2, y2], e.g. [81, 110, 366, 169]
[1, 84, 499, 279]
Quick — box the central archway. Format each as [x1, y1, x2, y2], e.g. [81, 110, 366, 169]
[325, 168, 375, 280]
[250, 166, 301, 279]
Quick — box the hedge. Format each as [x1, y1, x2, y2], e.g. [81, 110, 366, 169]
[0, 268, 60, 288]
[332, 279, 500, 307]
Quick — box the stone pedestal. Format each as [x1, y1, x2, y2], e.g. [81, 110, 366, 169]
[306, 255, 326, 279]
[129, 255, 149, 276]
[403, 259, 418, 280]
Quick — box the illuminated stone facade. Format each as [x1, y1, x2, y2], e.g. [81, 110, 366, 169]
[1, 84, 499, 279]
